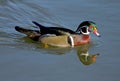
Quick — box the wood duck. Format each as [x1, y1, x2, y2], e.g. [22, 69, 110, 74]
[15, 21, 101, 47]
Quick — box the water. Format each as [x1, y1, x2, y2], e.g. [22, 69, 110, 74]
[0, 0, 120, 81]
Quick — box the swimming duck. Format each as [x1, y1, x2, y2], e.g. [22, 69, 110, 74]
[15, 21, 101, 47]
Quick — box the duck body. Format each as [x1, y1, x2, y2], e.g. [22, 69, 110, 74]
[15, 21, 100, 47]
[40, 34, 90, 47]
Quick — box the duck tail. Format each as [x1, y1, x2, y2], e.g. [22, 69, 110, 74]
[15, 26, 41, 41]
[15, 26, 40, 36]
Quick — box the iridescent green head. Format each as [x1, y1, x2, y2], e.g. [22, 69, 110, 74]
[76, 21, 101, 37]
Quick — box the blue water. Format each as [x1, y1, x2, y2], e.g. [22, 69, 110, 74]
[0, 0, 120, 81]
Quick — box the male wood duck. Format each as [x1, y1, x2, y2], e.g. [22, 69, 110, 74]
[15, 21, 101, 47]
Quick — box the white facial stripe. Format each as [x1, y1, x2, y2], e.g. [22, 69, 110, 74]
[80, 27, 90, 35]
[81, 31, 90, 35]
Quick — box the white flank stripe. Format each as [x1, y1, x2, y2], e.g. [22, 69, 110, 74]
[69, 35, 74, 47]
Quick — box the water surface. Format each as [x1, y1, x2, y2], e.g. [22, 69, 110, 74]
[0, 0, 120, 81]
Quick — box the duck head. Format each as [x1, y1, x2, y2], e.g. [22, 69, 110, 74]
[76, 21, 101, 37]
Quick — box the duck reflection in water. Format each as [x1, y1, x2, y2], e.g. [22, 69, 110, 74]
[19, 36, 100, 66]
[76, 45, 100, 65]
[39, 44, 100, 66]
[21, 37, 100, 65]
